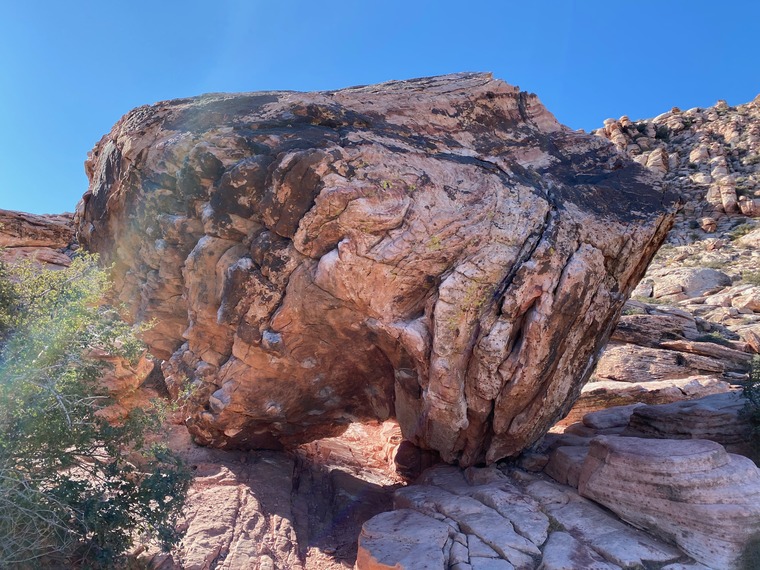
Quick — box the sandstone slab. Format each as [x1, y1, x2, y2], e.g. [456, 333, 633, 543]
[623, 391, 753, 447]
[359, 464, 697, 570]
[356, 509, 451, 570]
[538, 532, 620, 570]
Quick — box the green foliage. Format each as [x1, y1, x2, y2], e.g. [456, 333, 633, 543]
[701, 259, 730, 270]
[695, 332, 734, 348]
[741, 271, 760, 286]
[654, 125, 670, 141]
[730, 223, 754, 241]
[0, 254, 189, 568]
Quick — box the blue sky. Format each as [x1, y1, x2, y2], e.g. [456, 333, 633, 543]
[1, 1, 758, 215]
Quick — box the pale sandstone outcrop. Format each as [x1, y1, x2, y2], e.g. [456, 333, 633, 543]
[560, 297, 746, 423]
[623, 391, 753, 449]
[136, 426, 401, 570]
[76, 73, 676, 465]
[578, 436, 760, 569]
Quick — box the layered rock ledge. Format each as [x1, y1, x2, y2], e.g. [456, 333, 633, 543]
[0, 209, 75, 268]
[77, 73, 677, 465]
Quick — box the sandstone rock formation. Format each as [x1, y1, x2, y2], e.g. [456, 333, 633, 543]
[578, 436, 760, 569]
[569, 96, 760, 424]
[593, 98, 760, 327]
[623, 391, 753, 451]
[0, 208, 75, 268]
[134, 425, 403, 570]
[358, 392, 760, 569]
[529, 391, 760, 570]
[356, 464, 689, 570]
[559, 299, 741, 424]
[76, 73, 677, 465]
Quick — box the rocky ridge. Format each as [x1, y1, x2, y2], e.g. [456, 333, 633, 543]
[565, 95, 760, 419]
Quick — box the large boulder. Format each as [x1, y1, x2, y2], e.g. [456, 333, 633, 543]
[76, 73, 677, 465]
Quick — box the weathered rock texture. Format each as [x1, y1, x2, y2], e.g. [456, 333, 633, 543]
[0, 208, 75, 268]
[593, 97, 760, 342]
[532, 393, 760, 570]
[623, 391, 753, 450]
[564, 96, 760, 425]
[77, 72, 676, 465]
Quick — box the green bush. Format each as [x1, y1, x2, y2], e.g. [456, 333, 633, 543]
[695, 332, 734, 348]
[0, 254, 189, 568]
[730, 223, 754, 241]
[741, 271, 760, 286]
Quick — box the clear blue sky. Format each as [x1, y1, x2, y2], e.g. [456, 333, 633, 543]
[1, 1, 758, 215]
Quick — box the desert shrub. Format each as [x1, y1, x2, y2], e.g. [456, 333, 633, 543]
[0, 258, 18, 343]
[655, 125, 670, 141]
[695, 332, 734, 348]
[0, 254, 189, 568]
[730, 223, 754, 241]
[701, 259, 731, 270]
[741, 271, 760, 286]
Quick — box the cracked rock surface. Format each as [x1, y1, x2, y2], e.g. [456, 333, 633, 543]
[568, 95, 760, 423]
[356, 464, 688, 570]
[76, 72, 676, 465]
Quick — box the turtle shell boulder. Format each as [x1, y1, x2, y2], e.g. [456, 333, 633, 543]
[77, 73, 677, 465]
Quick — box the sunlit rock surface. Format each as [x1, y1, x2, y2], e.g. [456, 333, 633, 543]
[77, 73, 677, 465]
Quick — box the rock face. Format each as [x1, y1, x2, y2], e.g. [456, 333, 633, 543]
[623, 391, 753, 450]
[534, 393, 760, 570]
[77, 72, 677, 465]
[567, 96, 760, 427]
[0, 208, 75, 268]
